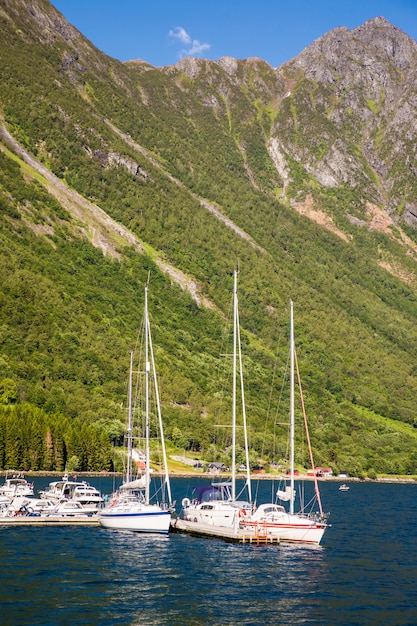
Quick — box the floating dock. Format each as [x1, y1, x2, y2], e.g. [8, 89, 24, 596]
[0, 515, 99, 527]
[170, 517, 280, 544]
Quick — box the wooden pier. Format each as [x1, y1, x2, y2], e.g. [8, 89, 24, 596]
[170, 517, 280, 544]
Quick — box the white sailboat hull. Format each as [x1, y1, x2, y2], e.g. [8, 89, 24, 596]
[244, 506, 327, 545]
[244, 520, 326, 544]
[99, 504, 170, 533]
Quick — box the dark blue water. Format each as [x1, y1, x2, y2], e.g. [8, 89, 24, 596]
[1, 477, 416, 625]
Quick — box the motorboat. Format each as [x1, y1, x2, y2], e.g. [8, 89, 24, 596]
[1, 496, 97, 518]
[0, 473, 34, 499]
[339, 484, 350, 491]
[52, 500, 98, 517]
[39, 474, 103, 508]
[70, 483, 104, 506]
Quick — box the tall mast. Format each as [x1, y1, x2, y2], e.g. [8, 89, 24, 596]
[236, 291, 252, 504]
[126, 350, 134, 484]
[148, 309, 173, 508]
[144, 283, 151, 505]
[231, 270, 238, 502]
[290, 300, 295, 515]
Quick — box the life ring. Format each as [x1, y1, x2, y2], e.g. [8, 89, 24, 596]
[238, 509, 247, 518]
[182, 497, 191, 508]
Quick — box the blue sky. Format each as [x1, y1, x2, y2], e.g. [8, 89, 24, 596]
[50, 0, 417, 68]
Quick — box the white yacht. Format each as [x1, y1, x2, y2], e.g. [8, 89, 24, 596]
[0, 473, 34, 499]
[39, 474, 103, 509]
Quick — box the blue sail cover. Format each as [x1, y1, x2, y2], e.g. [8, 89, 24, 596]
[193, 484, 232, 503]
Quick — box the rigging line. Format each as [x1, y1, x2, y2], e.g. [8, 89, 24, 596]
[275, 348, 290, 461]
[264, 318, 285, 437]
[213, 279, 234, 449]
[148, 303, 172, 507]
[294, 347, 323, 516]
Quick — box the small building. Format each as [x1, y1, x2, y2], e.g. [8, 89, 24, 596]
[208, 462, 226, 474]
[314, 467, 333, 477]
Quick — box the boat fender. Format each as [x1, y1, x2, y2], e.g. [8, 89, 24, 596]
[238, 509, 247, 518]
[182, 497, 191, 508]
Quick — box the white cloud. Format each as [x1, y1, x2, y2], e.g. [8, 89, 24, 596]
[169, 26, 191, 45]
[169, 26, 211, 59]
[187, 40, 211, 56]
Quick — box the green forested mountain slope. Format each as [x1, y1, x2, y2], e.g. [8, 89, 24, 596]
[1, 0, 417, 475]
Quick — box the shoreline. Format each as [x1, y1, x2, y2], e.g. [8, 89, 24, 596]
[1, 470, 416, 484]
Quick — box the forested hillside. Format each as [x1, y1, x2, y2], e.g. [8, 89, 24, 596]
[2, 0, 417, 475]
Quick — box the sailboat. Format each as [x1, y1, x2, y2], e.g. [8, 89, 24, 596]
[178, 270, 253, 533]
[100, 283, 172, 533]
[242, 300, 329, 544]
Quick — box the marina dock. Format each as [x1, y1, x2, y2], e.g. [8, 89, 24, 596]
[170, 517, 280, 544]
[0, 515, 99, 527]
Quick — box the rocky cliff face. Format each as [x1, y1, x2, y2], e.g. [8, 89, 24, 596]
[270, 17, 417, 223]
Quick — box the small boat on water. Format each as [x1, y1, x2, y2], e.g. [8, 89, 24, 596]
[99, 282, 173, 533]
[339, 484, 350, 491]
[0, 473, 34, 499]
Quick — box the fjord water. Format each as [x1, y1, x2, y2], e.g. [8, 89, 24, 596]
[1, 477, 416, 625]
